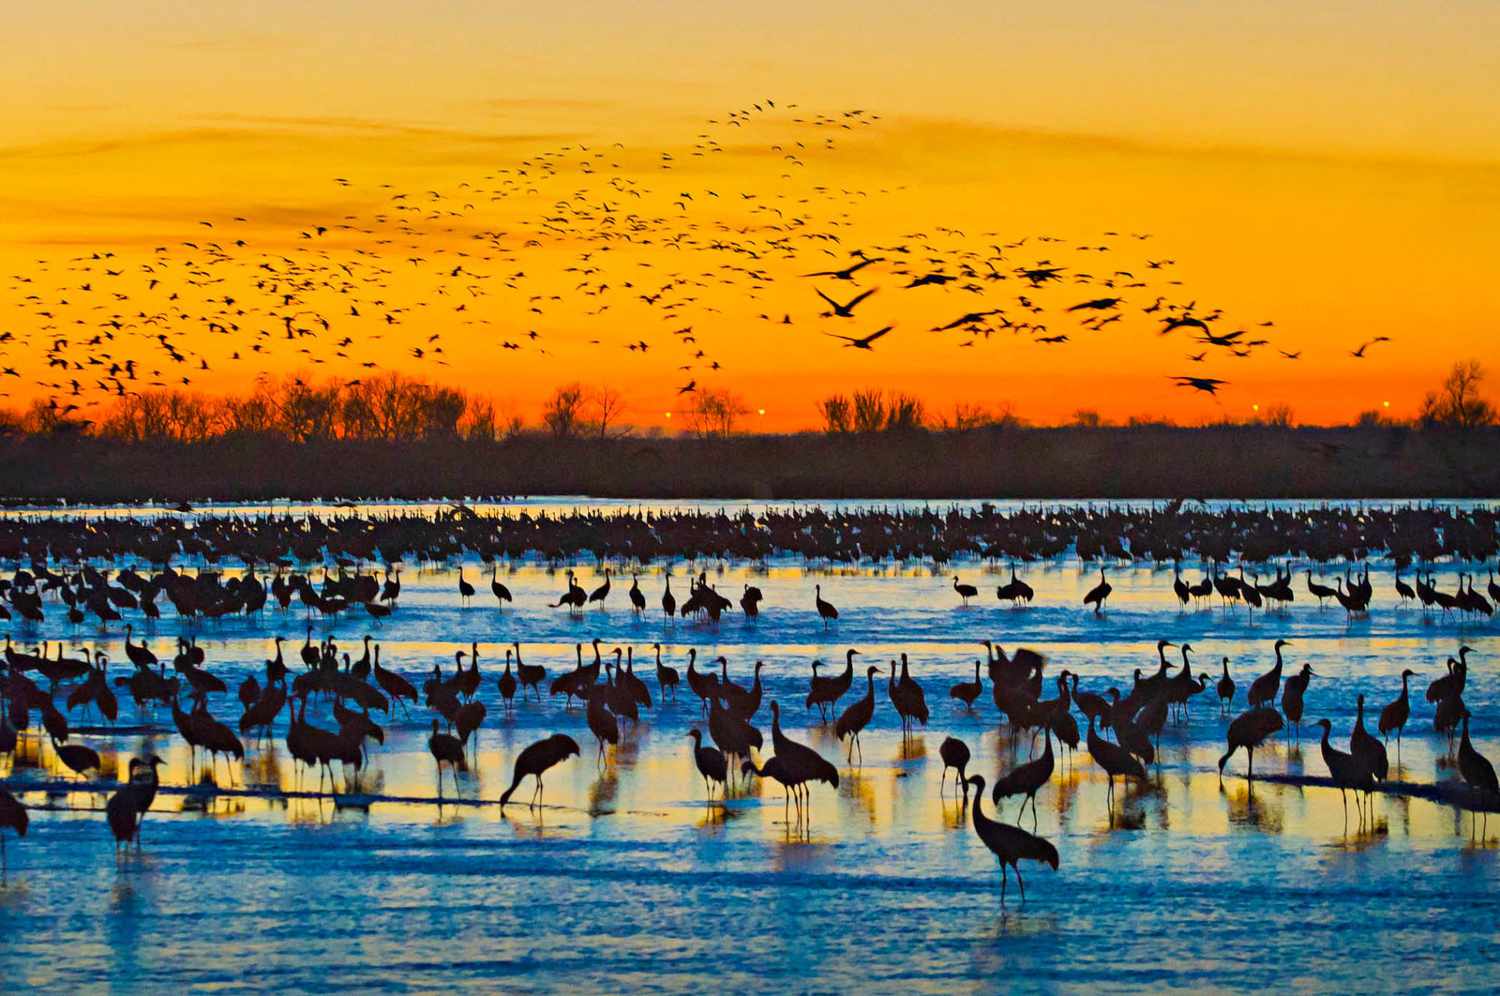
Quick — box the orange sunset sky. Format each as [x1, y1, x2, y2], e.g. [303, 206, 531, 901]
[1, 2, 1496, 430]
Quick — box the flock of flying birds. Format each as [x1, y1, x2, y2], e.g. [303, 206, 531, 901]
[0, 99, 1396, 423]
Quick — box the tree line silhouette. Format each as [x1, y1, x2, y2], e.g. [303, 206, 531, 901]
[0, 363, 1492, 501]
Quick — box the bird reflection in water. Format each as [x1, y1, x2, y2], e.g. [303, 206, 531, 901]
[588, 766, 619, 815]
[895, 735, 926, 763]
[838, 766, 878, 827]
[1224, 781, 1285, 834]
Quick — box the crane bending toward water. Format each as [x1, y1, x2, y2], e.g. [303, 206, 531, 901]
[965, 774, 1059, 904]
[499, 733, 581, 811]
[1218, 707, 1284, 782]
[940, 736, 972, 803]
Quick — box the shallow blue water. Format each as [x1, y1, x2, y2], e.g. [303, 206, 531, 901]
[1, 500, 1497, 991]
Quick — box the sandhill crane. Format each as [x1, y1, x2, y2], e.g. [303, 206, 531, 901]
[1082, 569, 1111, 614]
[688, 728, 727, 800]
[768, 700, 840, 812]
[490, 566, 512, 608]
[104, 755, 163, 852]
[814, 585, 838, 628]
[1172, 566, 1191, 609]
[1457, 711, 1497, 838]
[1247, 639, 1290, 709]
[953, 576, 978, 605]
[1306, 571, 1336, 607]
[835, 666, 880, 763]
[891, 654, 929, 734]
[53, 737, 101, 781]
[515, 642, 546, 702]
[1349, 694, 1389, 795]
[949, 660, 983, 709]
[1379, 670, 1417, 750]
[939, 736, 971, 803]
[1218, 707, 1284, 781]
[1316, 718, 1373, 827]
[965, 775, 1059, 904]
[807, 648, 857, 720]
[653, 643, 679, 702]
[585, 682, 620, 761]
[551, 571, 586, 614]
[685, 649, 718, 710]
[457, 566, 475, 606]
[497, 651, 518, 711]
[587, 569, 612, 609]
[629, 575, 646, 616]
[1216, 658, 1236, 716]
[996, 566, 1034, 606]
[1087, 714, 1146, 807]
[1281, 663, 1314, 740]
[123, 624, 158, 668]
[741, 756, 800, 824]
[740, 584, 763, 619]
[991, 726, 1054, 827]
[372, 647, 417, 717]
[428, 718, 467, 795]
[661, 576, 676, 618]
[499, 734, 581, 810]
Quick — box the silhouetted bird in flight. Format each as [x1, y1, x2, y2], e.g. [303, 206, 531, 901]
[815, 287, 877, 318]
[803, 257, 883, 280]
[824, 325, 892, 350]
[1171, 376, 1227, 396]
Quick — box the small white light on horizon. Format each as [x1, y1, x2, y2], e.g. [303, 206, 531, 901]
[1383, 400, 1390, 408]
[757, 408, 766, 415]
[1252, 403, 1260, 412]
[664, 411, 672, 419]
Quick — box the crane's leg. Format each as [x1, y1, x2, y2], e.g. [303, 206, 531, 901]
[1016, 865, 1026, 903]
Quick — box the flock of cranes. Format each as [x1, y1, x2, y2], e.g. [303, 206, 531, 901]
[0, 504, 1494, 895]
[1, 91, 1359, 429]
[1, 619, 1493, 899]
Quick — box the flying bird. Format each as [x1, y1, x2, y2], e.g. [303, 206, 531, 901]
[824, 325, 893, 350]
[1171, 376, 1228, 396]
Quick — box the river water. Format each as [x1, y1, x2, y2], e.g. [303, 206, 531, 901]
[0, 499, 1496, 992]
